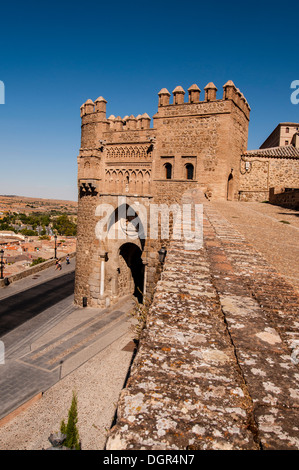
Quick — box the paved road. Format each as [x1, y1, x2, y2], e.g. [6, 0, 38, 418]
[0, 271, 75, 337]
[0, 263, 135, 425]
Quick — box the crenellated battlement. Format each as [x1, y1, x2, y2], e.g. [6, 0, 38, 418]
[157, 80, 251, 119]
[80, 80, 250, 140]
[80, 95, 151, 132]
[106, 113, 151, 131]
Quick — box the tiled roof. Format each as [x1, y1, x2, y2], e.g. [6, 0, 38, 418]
[242, 145, 299, 159]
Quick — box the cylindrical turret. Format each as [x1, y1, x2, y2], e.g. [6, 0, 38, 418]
[204, 82, 217, 102]
[94, 96, 107, 114]
[172, 86, 185, 105]
[223, 81, 250, 117]
[188, 84, 201, 103]
[141, 113, 151, 129]
[235, 88, 243, 109]
[222, 80, 237, 100]
[114, 116, 123, 131]
[127, 115, 137, 130]
[136, 115, 142, 129]
[80, 99, 96, 148]
[108, 115, 116, 130]
[158, 88, 171, 106]
[84, 99, 95, 114]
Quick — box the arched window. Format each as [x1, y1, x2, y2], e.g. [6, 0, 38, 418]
[186, 163, 194, 180]
[165, 163, 172, 179]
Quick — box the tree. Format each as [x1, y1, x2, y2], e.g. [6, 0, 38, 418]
[20, 228, 38, 236]
[60, 391, 81, 450]
[54, 214, 77, 236]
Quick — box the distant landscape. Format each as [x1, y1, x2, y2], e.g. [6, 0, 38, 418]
[0, 195, 78, 276]
[0, 195, 77, 215]
[0, 195, 77, 237]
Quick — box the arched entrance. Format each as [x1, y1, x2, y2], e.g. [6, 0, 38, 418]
[227, 171, 234, 201]
[107, 203, 146, 249]
[119, 243, 144, 303]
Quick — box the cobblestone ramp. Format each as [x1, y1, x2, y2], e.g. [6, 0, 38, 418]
[106, 190, 299, 450]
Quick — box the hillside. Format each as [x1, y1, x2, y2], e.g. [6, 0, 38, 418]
[0, 195, 77, 215]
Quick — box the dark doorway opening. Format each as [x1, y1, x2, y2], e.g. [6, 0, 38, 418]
[119, 243, 144, 303]
[227, 171, 234, 201]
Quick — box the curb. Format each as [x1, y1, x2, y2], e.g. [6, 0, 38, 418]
[0, 392, 43, 428]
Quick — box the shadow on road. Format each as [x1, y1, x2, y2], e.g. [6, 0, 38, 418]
[0, 271, 75, 337]
[278, 211, 299, 217]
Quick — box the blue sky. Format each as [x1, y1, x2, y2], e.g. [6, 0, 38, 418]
[0, 0, 298, 201]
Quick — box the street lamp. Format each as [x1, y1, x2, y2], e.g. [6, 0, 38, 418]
[158, 247, 167, 264]
[54, 234, 57, 259]
[0, 249, 4, 279]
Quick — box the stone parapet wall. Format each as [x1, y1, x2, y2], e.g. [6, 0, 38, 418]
[238, 190, 268, 202]
[106, 191, 299, 450]
[269, 187, 299, 210]
[154, 99, 232, 119]
[0, 252, 76, 288]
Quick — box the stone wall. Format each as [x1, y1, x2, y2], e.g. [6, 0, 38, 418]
[239, 157, 299, 201]
[106, 191, 299, 450]
[74, 193, 100, 307]
[238, 190, 268, 202]
[269, 187, 299, 209]
[152, 96, 249, 201]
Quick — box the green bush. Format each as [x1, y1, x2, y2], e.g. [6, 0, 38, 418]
[30, 257, 46, 267]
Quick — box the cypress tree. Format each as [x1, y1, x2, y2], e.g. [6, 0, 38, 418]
[60, 391, 81, 450]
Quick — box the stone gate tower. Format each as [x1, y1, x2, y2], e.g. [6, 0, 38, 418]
[75, 80, 250, 308]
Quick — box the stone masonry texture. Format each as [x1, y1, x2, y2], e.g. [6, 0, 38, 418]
[75, 81, 251, 308]
[76, 82, 298, 309]
[106, 190, 299, 450]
